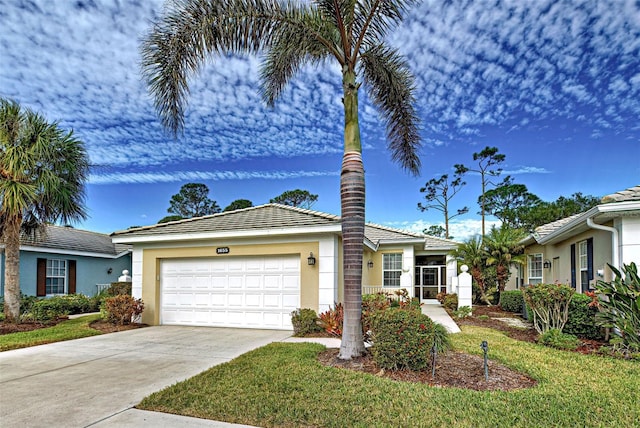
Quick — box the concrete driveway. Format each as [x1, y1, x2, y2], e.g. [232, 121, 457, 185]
[0, 326, 291, 427]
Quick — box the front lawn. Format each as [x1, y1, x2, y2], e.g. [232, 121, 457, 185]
[0, 314, 102, 351]
[138, 325, 640, 427]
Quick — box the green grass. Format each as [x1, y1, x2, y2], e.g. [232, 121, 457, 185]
[139, 325, 640, 428]
[0, 314, 102, 351]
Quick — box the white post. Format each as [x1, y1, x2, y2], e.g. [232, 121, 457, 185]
[458, 265, 473, 312]
[118, 269, 132, 282]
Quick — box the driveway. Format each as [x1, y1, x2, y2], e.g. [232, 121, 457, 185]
[0, 326, 291, 427]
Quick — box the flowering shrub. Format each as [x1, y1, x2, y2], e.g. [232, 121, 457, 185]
[101, 295, 144, 325]
[522, 283, 575, 334]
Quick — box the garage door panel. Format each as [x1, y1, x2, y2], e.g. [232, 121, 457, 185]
[161, 256, 300, 329]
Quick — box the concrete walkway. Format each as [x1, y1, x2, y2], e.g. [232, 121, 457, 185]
[421, 303, 461, 333]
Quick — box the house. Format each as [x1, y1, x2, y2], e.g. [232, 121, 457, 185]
[111, 204, 458, 330]
[0, 225, 132, 298]
[521, 185, 640, 292]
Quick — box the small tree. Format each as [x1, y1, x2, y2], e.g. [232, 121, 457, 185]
[455, 146, 506, 237]
[167, 183, 220, 218]
[417, 173, 468, 239]
[482, 180, 542, 229]
[224, 199, 253, 212]
[522, 283, 575, 334]
[449, 236, 492, 305]
[484, 225, 526, 292]
[270, 189, 318, 209]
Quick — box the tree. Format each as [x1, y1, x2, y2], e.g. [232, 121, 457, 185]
[449, 236, 492, 305]
[482, 179, 542, 228]
[158, 215, 184, 223]
[167, 183, 221, 218]
[423, 225, 447, 239]
[0, 98, 89, 322]
[519, 192, 600, 231]
[270, 189, 318, 209]
[418, 173, 468, 239]
[224, 199, 253, 212]
[455, 146, 505, 237]
[141, 0, 421, 359]
[484, 225, 526, 292]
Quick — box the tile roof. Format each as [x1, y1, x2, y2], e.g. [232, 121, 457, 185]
[601, 185, 640, 203]
[532, 213, 583, 240]
[20, 225, 130, 256]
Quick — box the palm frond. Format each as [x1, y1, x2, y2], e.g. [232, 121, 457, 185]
[360, 44, 421, 174]
[351, 0, 416, 58]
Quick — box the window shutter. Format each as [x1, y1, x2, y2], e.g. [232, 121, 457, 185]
[587, 238, 594, 281]
[570, 244, 576, 288]
[37, 258, 46, 296]
[68, 260, 77, 294]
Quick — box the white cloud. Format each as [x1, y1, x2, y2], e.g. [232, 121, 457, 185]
[382, 218, 501, 241]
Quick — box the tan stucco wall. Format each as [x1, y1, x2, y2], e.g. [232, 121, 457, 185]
[140, 241, 319, 325]
[524, 226, 613, 289]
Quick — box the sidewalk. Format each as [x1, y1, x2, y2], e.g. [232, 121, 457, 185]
[421, 303, 461, 333]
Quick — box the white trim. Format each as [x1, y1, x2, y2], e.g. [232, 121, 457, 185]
[112, 225, 342, 244]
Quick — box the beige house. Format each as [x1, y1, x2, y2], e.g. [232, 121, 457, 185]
[111, 204, 457, 330]
[521, 185, 640, 292]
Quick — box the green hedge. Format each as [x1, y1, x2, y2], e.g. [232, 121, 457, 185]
[564, 293, 604, 340]
[499, 290, 524, 313]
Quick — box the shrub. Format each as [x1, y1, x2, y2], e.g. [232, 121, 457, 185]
[595, 263, 640, 351]
[522, 283, 575, 334]
[539, 328, 581, 351]
[499, 290, 524, 313]
[30, 298, 69, 322]
[101, 295, 144, 325]
[370, 308, 449, 371]
[442, 293, 458, 311]
[564, 293, 604, 340]
[57, 294, 99, 314]
[436, 291, 447, 304]
[105, 282, 132, 296]
[290, 308, 321, 336]
[318, 303, 343, 337]
[453, 306, 472, 318]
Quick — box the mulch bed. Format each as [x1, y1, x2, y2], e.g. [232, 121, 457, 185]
[0, 317, 146, 335]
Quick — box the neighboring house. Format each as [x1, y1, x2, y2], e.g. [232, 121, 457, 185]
[111, 204, 458, 330]
[521, 185, 640, 292]
[0, 225, 132, 298]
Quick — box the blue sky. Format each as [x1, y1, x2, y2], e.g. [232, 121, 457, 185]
[1, 0, 639, 239]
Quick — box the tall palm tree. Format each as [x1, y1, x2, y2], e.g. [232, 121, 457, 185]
[449, 236, 491, 305]
[485, 225, 526, 292]
[140, 0, 421, 358]
[0, 98, 89, 322]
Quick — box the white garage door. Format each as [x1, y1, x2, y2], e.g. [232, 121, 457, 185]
[160, 256, 300, 329]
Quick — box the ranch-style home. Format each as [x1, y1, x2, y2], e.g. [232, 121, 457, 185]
[111, 204, 458, 330]
[0, 225, 132, 297]
[521, 185, 640, 292]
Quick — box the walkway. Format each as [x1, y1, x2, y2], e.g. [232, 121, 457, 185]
[421, 302, 461, 333]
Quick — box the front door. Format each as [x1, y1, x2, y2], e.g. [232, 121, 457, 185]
[414, 266, 440, 300]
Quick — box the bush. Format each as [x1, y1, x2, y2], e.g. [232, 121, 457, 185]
[499, 290, 524, 313]
[370, 308, 449, 371]
[453, 306, 472, 318]
[564, 293, 604, 340]
[30, 298, 70, 322]
[436, 291, 447, 304]
[442, 293, 458, 311]
[523, 283, 575, 334]
[318, 303, 343, 337]
[290, 308, 321, 336]
[101, 295, 144, 325]
[105, 282, 132, 296]
[595, 263, 640, 351]
[539, 328, 581, 351]
[57, 294, 99, 314]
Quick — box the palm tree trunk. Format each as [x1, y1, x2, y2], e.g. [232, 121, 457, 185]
[338, 69, 366, 359]
[3, 214, 22, 322]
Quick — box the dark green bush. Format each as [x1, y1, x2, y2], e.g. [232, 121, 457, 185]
[101, 295, 144, 325]
[57, 294, 99, 314]
[290, 308, 321, 336]
[106, 282, 132, 296]
[539, 328, 581, 351]
[370, 308, 449, 371]
[443, 293, 458, 311]
[500, 290, 524, 313]
[564, 293, 603, 340]
[30, 299, 69, 322]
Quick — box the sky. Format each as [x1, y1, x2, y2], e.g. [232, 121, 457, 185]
[1, 0, 639, 240]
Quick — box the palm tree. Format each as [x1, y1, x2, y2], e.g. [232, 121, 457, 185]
[140, 0, 421, 359]
[0, 98, 89, 322]
[485, 225, 526, 292]
[449, 236, 491, 305]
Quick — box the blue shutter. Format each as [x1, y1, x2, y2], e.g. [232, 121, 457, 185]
[570, 244, 576, 288]
[587, 238, 594, 281]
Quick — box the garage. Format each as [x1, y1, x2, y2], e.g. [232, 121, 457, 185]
[160, 255, 300, 329]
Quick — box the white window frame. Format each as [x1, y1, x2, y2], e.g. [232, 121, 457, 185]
[528, 253, 543, 285]
[578, 240, 588, 272]
[382, 253, 403, 287]
[46, 259, 67, 295]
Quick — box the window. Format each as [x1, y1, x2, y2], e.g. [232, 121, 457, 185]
[579, 240, 588, 271]
[528, 253, 543, 284]
[46, 259, 67, 294]
[383, 253, 402, 287]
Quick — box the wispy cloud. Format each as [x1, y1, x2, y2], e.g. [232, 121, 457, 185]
[503, 166, 551, 175]
[383, 219, 501, 241]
